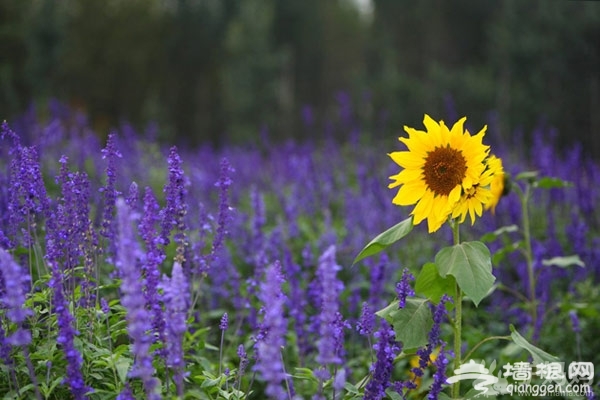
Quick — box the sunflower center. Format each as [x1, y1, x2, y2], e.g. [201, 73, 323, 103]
[422, 146, 467, 196]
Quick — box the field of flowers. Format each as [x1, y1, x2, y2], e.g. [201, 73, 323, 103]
[1, 101, 599, 399]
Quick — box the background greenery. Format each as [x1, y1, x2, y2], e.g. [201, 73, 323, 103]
[1, 0, 599, 155]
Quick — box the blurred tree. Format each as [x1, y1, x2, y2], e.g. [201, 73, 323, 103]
[1, 0, 599, 155]
[57, 0, 166, 134]
[0, 0, 31, 116]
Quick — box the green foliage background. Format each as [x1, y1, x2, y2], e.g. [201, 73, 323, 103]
[1, 0, 599, 154]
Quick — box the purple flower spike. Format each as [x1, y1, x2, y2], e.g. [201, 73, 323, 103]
[140, 187, 166, 344]
[220, 313, 229, 331]
[428, 344, 449, 400]
[161, 261, 189, 397]
[100, 133, 122, 252]
[160, 146, 188, 251]
[395, 268, 415, 309]
[0, 248, 32, 345]
[116, 198, 160, 400]
[364, 321, 402, 400]
[315, 245, 345, 366]
[254, 261, 288, 399]
[212, 158, 235, 259]
[357, 302, 375, 337]
[48, 261, 91, 399]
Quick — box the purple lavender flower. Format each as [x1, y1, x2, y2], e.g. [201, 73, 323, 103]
[237, 344, 249, 378]
[161, 261, 189, 397]
[0, 249, 32, 334]
[428, 344, 449, 400]
[125, 182, 139, 210]
[283, 248, 310, 358]
[100, 298, 110, 314]
[139, 187, 166, 344]
[99, 133, 122, 246]
[396, 268, 415, 309]
[364, 321, 402, 400]
[220, 313, 229, 331]
[410, 295, 451, 386]
[315, 245, 345, 366]
[50, 156, 93, 300]
[210, 157, 234, 262]
[254, 260, 288, 399]
[368, 255, 387, 310]
[115, 198, 160, 400]
[6, 143, 50, 247]
[47, 261, 91, 399]
[357, 302, 375, 337]
[160, 146, 187, 249]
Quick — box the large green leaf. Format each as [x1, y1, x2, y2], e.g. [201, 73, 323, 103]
[510, 325, 559, 364]
[376, 298, 432, 349]
[415, 262, 455, 306]
[353, 216, 413, 265]
[435, 241, 495, 306]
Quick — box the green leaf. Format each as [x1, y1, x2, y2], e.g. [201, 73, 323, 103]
[376, 298, 432, 349]
[515, 171, 539, 181]
[542, 255, 585, 268]
[535, 176, 572, 189]
[115, 357, 132, 383]
[435, 241, 495, 306]
[510, 325, 559, 364]
[480, 225, 519, 243]
[353, 217, 413, 265]
[415, 262, 455, 305]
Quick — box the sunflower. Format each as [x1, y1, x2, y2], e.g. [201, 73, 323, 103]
[388, 114, 489, 233]
[483, 155, 505, 214]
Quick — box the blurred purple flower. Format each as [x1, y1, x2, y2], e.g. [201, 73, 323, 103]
[116, 198, 160, 400]
[6, 142, 50, 247]
[211, 157, 234, 260]
[315, 245, 345, 366]
[125, 182, 139, 210]
[139, 187, 166, 345]
[301, 105, 315, 127]
[47, 261, 91, 399]
[368, 255, 387, 310]
[569, 310, 581, 334]
[220, 312, 229, 331]
[160, 146, 187, 250]
[357, 302, 375, 337]
[0, 248, 32, 345]
[396, 268, 415, 309]
[254, 260, 288, 399]
[99, 133, 122, 258]
[161, 261, 189, 397]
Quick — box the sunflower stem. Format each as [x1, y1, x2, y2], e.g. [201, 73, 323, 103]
[451, 220, 462, 399]
[521, 184, 537, 336]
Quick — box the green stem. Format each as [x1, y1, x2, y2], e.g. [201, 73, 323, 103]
[520, 184, 537, 332]
[451, 220, 462, 399]
[463, 336, 511, 361]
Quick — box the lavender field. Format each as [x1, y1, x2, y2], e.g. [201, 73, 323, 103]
[1, 101, 599, 399]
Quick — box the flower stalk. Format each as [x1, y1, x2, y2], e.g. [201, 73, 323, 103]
[451, 220, 462, 399]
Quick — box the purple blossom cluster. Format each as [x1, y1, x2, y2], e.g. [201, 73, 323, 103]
[364, 321, 401, 400]
[160, 261, 189, 396]
[0, 248, 32, 345]
[254, 260, 289, 399]
[47, 261, 91, 399]
[315, 245, 346, 367]
[115, 198, 160, 400]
